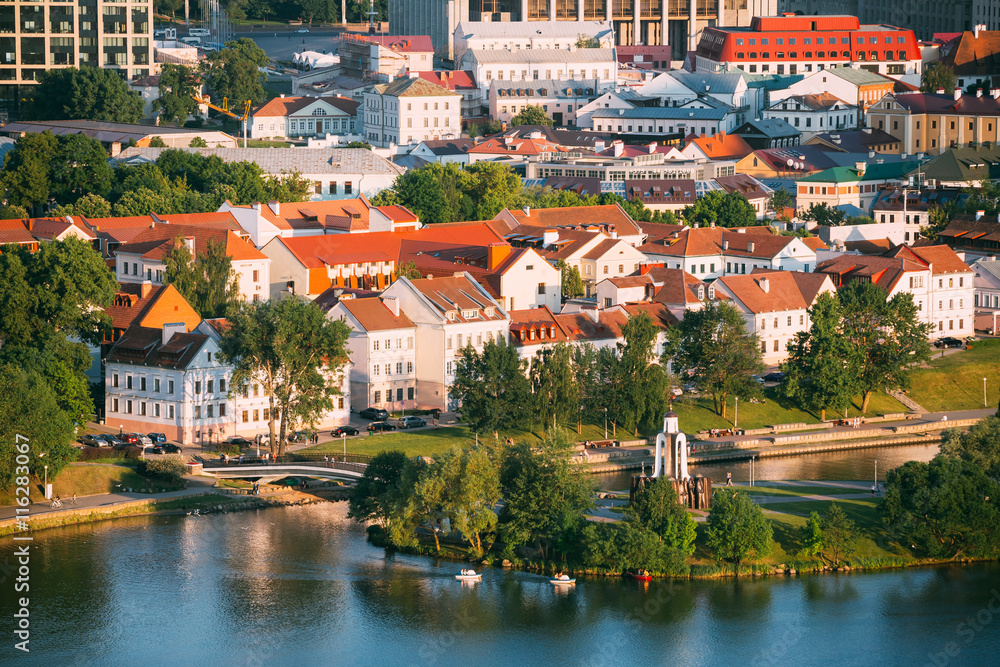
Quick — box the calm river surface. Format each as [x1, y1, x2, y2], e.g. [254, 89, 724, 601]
[18, 499, 1000, 667]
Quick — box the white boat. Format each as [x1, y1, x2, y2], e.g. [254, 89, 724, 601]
[455, 571, 482, 581]
[549, 576, 576, 585]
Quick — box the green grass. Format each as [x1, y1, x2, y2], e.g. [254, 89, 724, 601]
[244, 139, 294, 148]
[907, 339, 1000, 411]
[735, 485, 864, 497]
[671, 386, 909, 433]
[0, 463, 182, 507]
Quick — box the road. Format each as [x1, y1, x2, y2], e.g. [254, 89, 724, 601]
[233, 30, 342, 62]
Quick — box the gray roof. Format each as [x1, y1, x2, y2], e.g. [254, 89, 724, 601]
[455, 20, 613, 40]
[592, 106, 731, 120]
[974, 259, 1000, 282]
[827, 66, 892, 86]
[467, 48, 616, 65]
[493, 79, 599, 98]
[111, 147, 405, 176]
[0, 120, 234, 144]
[672, 71, 745, 95]
[737, 72, 805, 90]
[736, 118, 800, 137]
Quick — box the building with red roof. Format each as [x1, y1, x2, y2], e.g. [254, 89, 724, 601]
[249, 95, 359, 140]
[0, 219, 39, 252]
[866, 90, 1000, 156]
[417, 70, 482, 121]
[339, 33, 434, 80]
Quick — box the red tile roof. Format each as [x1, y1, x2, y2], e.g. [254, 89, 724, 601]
[115, 225, 267, 262]
[885, 243, 972, 275]
[417, 70, 478, 91]
[0, 219, 37, 246]
[684, 131, 753, 160]
[340, 297, 415, 331]
[502, 203, 642, 239]
[468, 136, 568, 156]
[717, 269, 832, 314]
[107, 325, 209, 370]
[407, 274, 505, 322]
[251, 95, 360, 118]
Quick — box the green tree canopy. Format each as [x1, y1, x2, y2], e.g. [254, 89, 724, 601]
[557, 260, 585, 299]
[801, 202, 846, 226]
[202, 38, 270, 105]
[626, 477, 697, 556]
[511, 104, 553, 127]
[219, 297, 351, 456]
[155, 64, 201, 126]
[682, 190, 759, 228]
[450, 336, 531, 434]
[669, 299, 764, 418]
[529, 343, 580, 428]
[768, 188, 794, 219]
[25, 67, 144, 123]
[348, 450, 413, 532]
[163, 236, 241, 319]
[705, 489, 773, 572]
[921, 62, 958, 94]
[941, 416, 1000, 480]
[2, 131, 58, 209]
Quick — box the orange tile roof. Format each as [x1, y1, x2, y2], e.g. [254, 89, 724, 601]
[645, 226, 790, 259]
[620, 301, 679, 328]
[886, 243, 972, 275]
[251, 95, 360, 118]
[375, 204, 419, 223]
[815, 254, 924, 291]
[504, 204, 642, 239]
[152, 212, 243, 231]
[115, 225, 267, 262]
[717, 270, 832, 314]
[26, 217, 96, 240]
[684, 131, 753, 160]
[468, 136, 568, 156]
[0, 219, 36, 245]
[407, 274, 505, 322]
[942, 30, 1000, 77]
[341, 297, 415, 331]
[417, 70, 478, 91]
[801, 236, 829, 251]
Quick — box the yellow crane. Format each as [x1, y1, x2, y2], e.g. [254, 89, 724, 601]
[193, 95, 252, 147]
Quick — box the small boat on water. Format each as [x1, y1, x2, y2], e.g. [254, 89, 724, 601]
[549, 575, 576, 585]
[629, 571, 652, 582]
[455, 570, 482, 581]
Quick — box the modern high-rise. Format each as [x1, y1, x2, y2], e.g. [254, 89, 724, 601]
[777, 0, 1000, 40]
[389, 0, 776, 62]
[0, 0, 154, 115]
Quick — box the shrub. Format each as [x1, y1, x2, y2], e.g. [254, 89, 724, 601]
[141, 455, 187, 483]
[77, 446, 141, 462]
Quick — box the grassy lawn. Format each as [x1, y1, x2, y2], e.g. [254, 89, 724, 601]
[907, 339, 1000, 411]
[671, 386, 908, 433]
[0, 463, 181, 507]
[735, 485, 863, 497]
[245, 139, 294, 148]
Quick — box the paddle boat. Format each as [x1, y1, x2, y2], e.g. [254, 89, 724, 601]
[629, 570, 653, 582]
[549, 573, 576, 585]
[455, 569, 482, 581]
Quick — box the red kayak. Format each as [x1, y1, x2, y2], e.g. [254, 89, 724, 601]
[629, 572, 653, 581]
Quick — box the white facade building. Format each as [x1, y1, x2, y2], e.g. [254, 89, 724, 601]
[363, 76, 462, 148]
[460, 47, 617, 98]
[249, 95, 360, 140]
[453, 20, 614, 66]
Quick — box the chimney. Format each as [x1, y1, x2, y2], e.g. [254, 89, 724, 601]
[268, 200, 280, 215]
[648, 142, 657, 154]
[594, 139, 606, 152]
[183, 236, 195, 255]
[586, 308, 600, 323]
[162, 322, 186, 345]
[542, 228, 559, 246]
[975, 23, 984, 38]
[140, 280, 153, 298]
[855, 161, 867, 177]
[613, 140, 624, 157]
[723, 238, 729, 250]
[382, 296, 400, 316]
[955, 87, 962, 100]
[977, 210, 985, 220]
[748, 241, 755, 253]
[868, 150, 876, 159]
[709, 220, 716, 228]
[993, 89, 1000, 100]
[522, 205, 530, 217]
[610, 230, 618, 239]
[759, 276, 769, 293]
[487, 242, 511, 270]
[936, 88, 946, 94]
[251, 201, 261, 211]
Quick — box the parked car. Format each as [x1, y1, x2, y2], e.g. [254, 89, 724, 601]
[161, 443, 182, 453]
[135, 434, 153, 447]
[119, 433, 140, 445]
[751, 375, 765, 385]
[80, 433, 105, 447]
[934, 336, 964, 349]
[147, 433, 167, 444]
[144, 443, 164, 455]
[226, 436, 252, 446]
[669, 386, 683, 397]
[104, 434, 126, 447]
[359, 407, 389, 421]
[295, 27, 310, 33]
[682, 383, 698, 393]
[332, 425, 359, 437]
[763, 371, 786, 383]
[368, 421, 396, 433]
[396, 416, 426, 429]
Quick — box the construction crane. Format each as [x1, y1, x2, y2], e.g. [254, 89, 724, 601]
[193, 95, 252, 147]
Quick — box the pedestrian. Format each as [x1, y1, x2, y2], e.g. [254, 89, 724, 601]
[871, 484, 876, 497]
[726, 472, 733, 487]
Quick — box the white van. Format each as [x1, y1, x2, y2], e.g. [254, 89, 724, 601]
[179, 36, 201, 45]
[189, 28, 211, 37]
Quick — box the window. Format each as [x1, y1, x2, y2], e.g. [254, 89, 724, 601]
[195, 381, 201, 394]
[774, 339, 779, 352]
[787, 316, 792, 327]
[206, 404, 214, 418]
[113, 373, 119, 388]
[761, 341, 767, 353]
[154, 378, 160, 392]
[140, 376, 146, 391]
[126, 376, 133, 389]
[219, 379, 226, 392]
[113, 398, 119, 412]
[253, 270, 259, 282]
[242, 410, 249, 424]
[373, 364, 380, 376]
[385, 363, 391, 375]
[168, 380, 174, 394]
[263, 408, 270, 420]
[407, 361, 413, 373]
[446, 361, 453, 375]
[194, 405, 200, 419]
[408, 387, 414, 400]
[207, 380, 213, 394]
[168, 405, 174, 419]
[253, 409, 259, 422]
[603, 265, 608, 274]
[538, 282, 545, 295]
[396, 362, 403, 374]
[154, 404, 160, 418]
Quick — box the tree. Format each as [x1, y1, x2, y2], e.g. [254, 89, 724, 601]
[768, 188, 794, 219]
[557, 260, 585, 299]
[218, 297, 350, 456]
[921, 62, 958, 94]
[529, 343, 579, 428]
[195, 237, 242, 319]
[924, 202, 959, 239]
[800, 511, 825, 558]
[682, 190, 758, 228]
[2, 131, 58, 209]
[600, 312, 671, 434]
[0, 365, 77, 490]
[189, 137, 208, 148]
[511, 104, 553, 127]
[345, 141, 372, 150]
[348, 450, 412, 533]
[465, 161, 522, 219]
[879, 456, 1000, 558]
[800, 202, 846, 226]
[781, 292, 859, 420]
[154, 64, 201, 126]
[499, 429, 594, 558]
[24, 67, 144, 123]
[705, 489, 773, 573]
[941, 416, 1000, 480]
[819, 504, 858, 566]
[450, 337, 531, 434]
[0, 204, 28, 220]
[396, 260, 422, 279]
[391, 454, 448, 552]
[50, 134, 114, 204]
[449, 446, 502, 557]
[626, 477, 697, 556]
[838, 280, 932, 413]
[202, 38, 270, 106]
[670, 300, 764, 418]
[575, 34, 600, 48]
[149, 136, 168, 148]
[67, 193, 112, 218]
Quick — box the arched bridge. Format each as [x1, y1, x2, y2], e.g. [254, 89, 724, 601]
[199, 455, 369, 485]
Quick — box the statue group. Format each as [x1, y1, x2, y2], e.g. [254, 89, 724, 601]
[630, 411, 711, 510]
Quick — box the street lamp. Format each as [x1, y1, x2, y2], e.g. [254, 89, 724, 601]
[984, 377, 988, 408]
[874, 459, 878, 493]
[578, 405, 583, 435]
[603, 407, 608, 439]
[734, 396, 739, 430]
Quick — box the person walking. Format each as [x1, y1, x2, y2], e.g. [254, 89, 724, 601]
[726, 472, 733, 487]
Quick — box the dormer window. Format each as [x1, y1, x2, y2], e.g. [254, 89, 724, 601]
[447, 311, 457, 321]
[485, 307, 494, 317]
[462, 309, 476, 319]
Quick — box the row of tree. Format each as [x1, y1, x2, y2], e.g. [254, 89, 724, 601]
[1, 137, 311, 217]
[449, 313, 671, 437]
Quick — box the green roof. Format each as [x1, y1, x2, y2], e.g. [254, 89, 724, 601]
[799, 160, 921, 183]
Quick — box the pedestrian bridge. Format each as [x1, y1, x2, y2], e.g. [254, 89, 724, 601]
[199, 459, 367, 485]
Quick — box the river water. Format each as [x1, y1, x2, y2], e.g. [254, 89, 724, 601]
[18, 499, 1000, 667]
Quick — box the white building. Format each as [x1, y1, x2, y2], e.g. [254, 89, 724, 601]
[459, 47, 617, 98]
[762, 93, 858, 140]
[249, 95, 360, 140]
[328, 296, 418, 411]
[381, 274, 510, 410]
[637, 70, 750, 110]
[453, 20, 614, 66]
[712, 270, 837, 364]
[585, 99, 744, 136]
[113, 225, 272, 304]
[363, 76, 462, 148]
[113, 147, 405, 201]
[490, 79, 601, 127]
